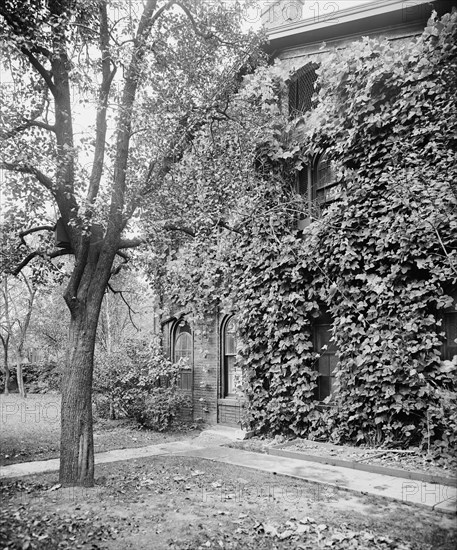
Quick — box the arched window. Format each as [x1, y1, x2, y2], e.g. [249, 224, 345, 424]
[173, 321, 193, 390]
[222, 316, 237, 397]
[175, 332, 192, 361]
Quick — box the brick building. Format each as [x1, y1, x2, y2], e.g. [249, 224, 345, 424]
[162, 0, 457, 427]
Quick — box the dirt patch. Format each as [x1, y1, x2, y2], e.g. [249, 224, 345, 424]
[1, 455, 456, 549]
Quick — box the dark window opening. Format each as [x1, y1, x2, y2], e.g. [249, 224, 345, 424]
[296, 153, 344, 227]
[442, 310, 457, 361]
[314, 153, 342, 206]
[314, 314, 337, 402]
[289, 64, 318, 118]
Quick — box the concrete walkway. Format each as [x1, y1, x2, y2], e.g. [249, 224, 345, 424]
[1, 427, 455, 515]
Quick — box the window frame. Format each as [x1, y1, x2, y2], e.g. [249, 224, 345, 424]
[288, 63, 319, 118]
[441, 302, 457, 362]
[296, 151, 344, 227]
[313, 312, 337, 403]
[172, 320, 193, 391]
[221, 315, 238, 398]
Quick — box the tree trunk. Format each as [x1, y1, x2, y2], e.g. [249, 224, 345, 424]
[2, 344, 10, 395]
[109, 397, 116, 420]
[59, 306, 98, 487]
[16, 359, 26, 398]
[3, 364, 10, 395]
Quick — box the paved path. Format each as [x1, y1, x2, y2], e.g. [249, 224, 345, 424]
[1, 427, 455, 515]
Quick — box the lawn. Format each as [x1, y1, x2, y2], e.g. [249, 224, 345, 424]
[1, 456, 456, 550]
[1, 393, 455, 549]
[0, 393, 199, 466]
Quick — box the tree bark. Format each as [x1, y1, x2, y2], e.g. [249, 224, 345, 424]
[60, 237, 116, 486]
[3, 365, 10, 395]
[1, 336, 10, 394]
[59, 305, 97, 486]
[16, 358, 26, 398]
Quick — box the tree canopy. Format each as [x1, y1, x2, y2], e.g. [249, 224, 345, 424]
[0, 0, 261, 486]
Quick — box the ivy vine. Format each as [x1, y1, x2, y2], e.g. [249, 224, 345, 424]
[162, 11, 457, 452]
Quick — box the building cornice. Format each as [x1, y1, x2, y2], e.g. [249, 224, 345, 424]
[262, 0, 454, 53]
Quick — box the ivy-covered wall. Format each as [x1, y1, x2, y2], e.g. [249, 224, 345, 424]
[163, 11, 457, 453]
[233, 11, 457, 451]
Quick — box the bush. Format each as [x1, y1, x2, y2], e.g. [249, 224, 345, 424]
[92, 393, 114, 420]
[93, 338, 191, 430]
[128, 389, 191, 431]
[18, 362, 61, 393]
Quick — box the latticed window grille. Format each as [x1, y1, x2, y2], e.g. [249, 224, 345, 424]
[288, 64, 318, 117]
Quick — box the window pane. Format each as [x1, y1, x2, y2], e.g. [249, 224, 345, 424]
[442, 311, 457, 361]
[318, 376, 330, 401]
[225, 333, 235, 355]
[226, 356, 235, 394]
[180, 372, 192, 390]
[175, 332, 192, 360]
[289, 66, 318, 117]
[316, 155, 335, 189]
[223, 317, 238, 397]
[314, 319, 337, 401]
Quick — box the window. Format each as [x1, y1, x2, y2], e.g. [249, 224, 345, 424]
[442, 309, 457, 361]
[173, 321, 193, 391]
[289, 64, 318, 118]
[314, 314, 337, 402]
[314, 153, 341, 205]
[296, 152, 343, 225]
[222, 316, 237, 397]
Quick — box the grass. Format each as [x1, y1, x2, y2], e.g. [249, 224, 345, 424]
[0, 393, 199, 466]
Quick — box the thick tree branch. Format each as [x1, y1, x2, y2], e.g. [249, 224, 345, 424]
[0, 6, 54, 61]
[107, 283, 139, 330]
[175, 2, 215, 40]
[0, 162, 55, 193]
[1, 119, 56, 140]
[21, 48, 57, 96]
[116, 250, 130, 261]
[19, 225, 55, 246]
[12, 249, 73, 276]
[148, 0, 175, 29]
[86, 0, 115, 208]
[117, 238, 146, 249]
[110, 250, 130, 277]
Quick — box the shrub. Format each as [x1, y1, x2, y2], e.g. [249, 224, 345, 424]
[128, 389, 191, 431]
[93, 338, 191, 430]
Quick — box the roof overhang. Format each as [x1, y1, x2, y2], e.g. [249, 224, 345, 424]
[262, 0, 456, 53]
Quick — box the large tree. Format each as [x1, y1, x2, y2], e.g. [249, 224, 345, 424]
[0, 0, 258, 486]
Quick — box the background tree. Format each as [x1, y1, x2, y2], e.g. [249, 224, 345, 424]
[0, 0, 259, 486]
[0, 272, 38, 397]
